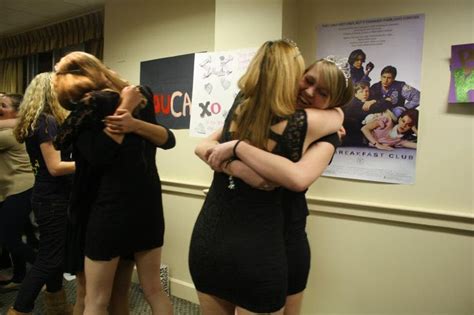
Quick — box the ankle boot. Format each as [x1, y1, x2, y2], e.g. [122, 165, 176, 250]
[6, 307, 30, 315]
[43, 288, 73, 315]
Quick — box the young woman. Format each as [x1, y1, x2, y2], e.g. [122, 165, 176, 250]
[10, 73, 75, 315]
[200, 56, 354, 315]
[190, 40, 347, 315]
[0, 94, 35, 291]
[53, 51, 175, 315]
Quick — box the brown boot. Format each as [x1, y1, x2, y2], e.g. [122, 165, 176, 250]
[43, 288, 73, 315]
[6, 307, 30, 315]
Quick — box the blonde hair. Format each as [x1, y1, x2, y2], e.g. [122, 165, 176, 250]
[306, 59, 354, 108]
[53, 51, 129, 110]
[14, 72, 68, 143]
[234, 40, 305, 149]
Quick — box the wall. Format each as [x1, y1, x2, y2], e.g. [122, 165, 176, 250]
[104, 0, 473, 313]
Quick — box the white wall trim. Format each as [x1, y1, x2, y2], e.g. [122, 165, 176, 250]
[161, 179, 474, 233]
[169, 278, 199, 304]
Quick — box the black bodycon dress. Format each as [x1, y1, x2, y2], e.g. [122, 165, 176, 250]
[189, 105, 309, 313]
[56, 89, 175, 268]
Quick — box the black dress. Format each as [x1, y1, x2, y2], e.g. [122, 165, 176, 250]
[282, 131, 340, 295]
[56, 89, 175, 270]
[189, 105, 308, 313]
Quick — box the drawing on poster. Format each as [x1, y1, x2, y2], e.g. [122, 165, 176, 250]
[190, 48, 257, 137]
[448, 43, 474, 103]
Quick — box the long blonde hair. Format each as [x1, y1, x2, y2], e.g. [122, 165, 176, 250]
[234, 40, 305, 149]
[53, 51, 129, 110]
[14, 72, 68, 143]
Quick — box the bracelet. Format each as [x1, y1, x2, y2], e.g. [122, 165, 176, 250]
[232, 140, 242, 159]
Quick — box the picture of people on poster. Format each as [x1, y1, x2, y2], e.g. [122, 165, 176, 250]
[317, 14, 424, 184]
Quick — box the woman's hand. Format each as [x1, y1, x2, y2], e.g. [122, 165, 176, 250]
[337, 126, 346, 141]
[104, 109, 138, 134]
[206, 140, 238, 171]
[119, 85, 144, 112]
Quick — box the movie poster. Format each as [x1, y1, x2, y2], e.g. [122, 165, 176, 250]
[190, 48, 256, 137]
[317, 14, 425, 184]
[449, 43, 474, 103]
[140, 53, 194, 129]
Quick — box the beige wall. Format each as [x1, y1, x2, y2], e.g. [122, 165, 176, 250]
[104, 0, 473, 313]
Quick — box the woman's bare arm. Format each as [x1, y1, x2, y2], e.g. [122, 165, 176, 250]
[208, 139, 335, 192]
[195, 128, 274, 189]
[40, 142, 75, 176]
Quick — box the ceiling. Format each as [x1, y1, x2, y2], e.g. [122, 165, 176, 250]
[0, 0, 105, 38]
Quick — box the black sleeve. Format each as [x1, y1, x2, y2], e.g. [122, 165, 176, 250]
[309, 132, 340, 166]
[157, 128, 176, 150]
[315, 132, 340, 149]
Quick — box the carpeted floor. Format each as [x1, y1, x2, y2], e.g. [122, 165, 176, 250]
[0, 277, 201, 315]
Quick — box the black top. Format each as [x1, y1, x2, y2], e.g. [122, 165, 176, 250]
[25, 113, 72, 202]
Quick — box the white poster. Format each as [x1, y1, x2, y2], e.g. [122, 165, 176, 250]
[190, 48, 256, 137]
[317, 14, 425, 184]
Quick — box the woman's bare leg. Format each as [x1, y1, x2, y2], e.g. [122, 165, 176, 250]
[134, 247, 172, 315]
[73, 272, 85, 315]
[83, 256, 119, 315]
[108, 259, 134, 315]
[284, 292, 304, 315]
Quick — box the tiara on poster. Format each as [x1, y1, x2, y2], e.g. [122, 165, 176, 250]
[323, 55, 351, 87]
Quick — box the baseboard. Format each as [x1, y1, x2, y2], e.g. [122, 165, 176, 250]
[169, 277, 199, 304]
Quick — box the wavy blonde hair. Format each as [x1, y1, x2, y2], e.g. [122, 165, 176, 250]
[14, 72, 68, 143]
[53, 51, 129, 110]
[234, 39, 305, 149]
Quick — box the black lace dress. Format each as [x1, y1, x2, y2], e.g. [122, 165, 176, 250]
[188, 104, 308, 313]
